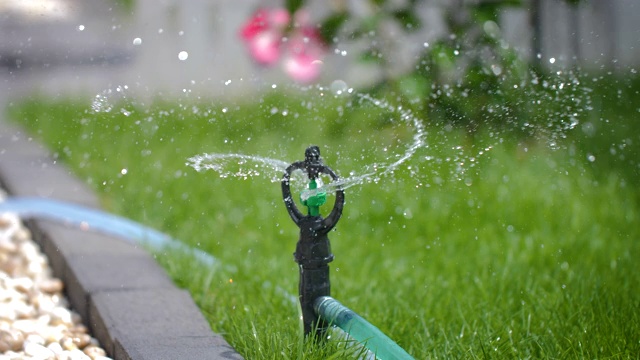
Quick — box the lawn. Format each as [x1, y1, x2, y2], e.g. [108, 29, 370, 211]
[7, 75, 640, 359]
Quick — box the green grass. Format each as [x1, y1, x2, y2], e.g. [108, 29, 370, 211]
[7, 77, 640, 359]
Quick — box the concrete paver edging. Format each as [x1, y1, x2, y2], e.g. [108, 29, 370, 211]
[0, 121, 243, 360]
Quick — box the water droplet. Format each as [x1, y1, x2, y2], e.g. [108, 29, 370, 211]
[77, 24, 85, 31]
[549, 57, 556, 64]
[330, 80, 348, 96]
[132, 37, 142, 46]
[178, 51, 189, 61]
[91, 91, 113, 113]
[120, 168, 128, 175]
[483, 20, 500, 38]
[587, 154, 596, 162]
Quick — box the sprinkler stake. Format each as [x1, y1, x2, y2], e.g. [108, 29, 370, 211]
[282, 146, 345, 338]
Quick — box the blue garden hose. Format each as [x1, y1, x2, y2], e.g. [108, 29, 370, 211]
[0, 197, 218, 267]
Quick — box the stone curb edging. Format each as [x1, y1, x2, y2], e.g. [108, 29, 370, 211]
[0, 121, 243, 360]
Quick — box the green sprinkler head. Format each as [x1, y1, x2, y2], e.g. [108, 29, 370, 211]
[301, 178, 327, 216]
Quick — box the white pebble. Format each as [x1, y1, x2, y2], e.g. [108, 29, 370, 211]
[39, 278, 64, 294]
[24, 341, 55, 357]
[10, 276, 33, 293]
[12, 319, 38, 333]
[83, 345, 107, 358]
[0, 239, 17, 253]
[25, 333, 46, 345]
[47, 341, 63, 354]
[0, 328, 24, 352]
[67, 348, 92, 360]
[50, 307, 73, 325]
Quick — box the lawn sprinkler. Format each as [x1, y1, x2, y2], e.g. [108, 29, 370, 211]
[281, 146, 413, 359]
[281, 146, 345, 337]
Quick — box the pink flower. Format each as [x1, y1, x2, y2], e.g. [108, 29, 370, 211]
[240, 8, 326, 83]
[283, 53, 323, 84]
[283, 27, 326, 83]
[240, 8, 289, 65]
[245, 30, 281, 65]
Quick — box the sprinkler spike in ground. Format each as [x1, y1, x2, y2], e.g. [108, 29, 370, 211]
[282, 146, 344, 337]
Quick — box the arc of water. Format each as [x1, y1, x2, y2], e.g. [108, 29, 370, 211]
[186, 153, 290, 181]
[323, 94, 426, 192]
[187, 93, 427, 193]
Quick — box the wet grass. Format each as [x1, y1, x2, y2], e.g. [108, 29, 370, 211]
[6, 77, 640, 359]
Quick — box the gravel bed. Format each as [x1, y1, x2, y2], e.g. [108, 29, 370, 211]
[0, 190, 112, 360]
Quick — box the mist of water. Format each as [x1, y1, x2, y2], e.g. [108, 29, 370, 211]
[90, 71, 590, 196]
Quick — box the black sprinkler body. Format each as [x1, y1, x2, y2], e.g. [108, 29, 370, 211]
[281, 146, 345, 337]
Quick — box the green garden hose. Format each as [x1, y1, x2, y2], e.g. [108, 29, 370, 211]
[315, 296, 414, 359]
